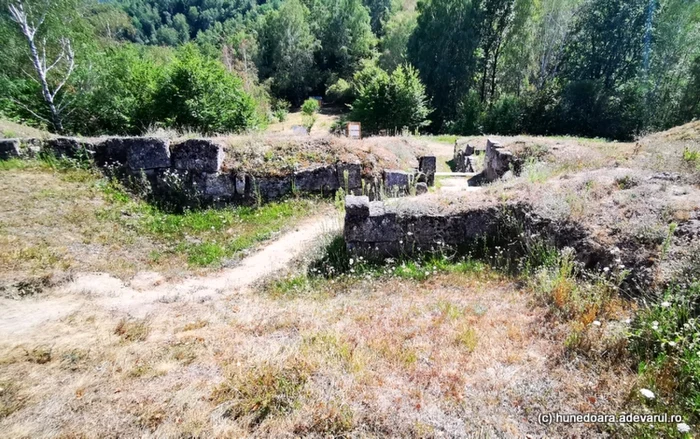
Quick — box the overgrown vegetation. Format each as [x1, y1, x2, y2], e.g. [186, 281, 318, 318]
[1, 0, 698, 139]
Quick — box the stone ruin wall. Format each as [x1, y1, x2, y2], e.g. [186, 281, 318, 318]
[344, 194, 614, 273]
[0, 136, 437, 205]
[452, 138, 522, 181]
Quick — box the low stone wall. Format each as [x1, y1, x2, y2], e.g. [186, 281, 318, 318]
[1, 136, 437, 205]
[344, 195, 609, 269]
[483, 138, 522, 181]
[452, 139, 483, 173]
[451, 138, 523, 182]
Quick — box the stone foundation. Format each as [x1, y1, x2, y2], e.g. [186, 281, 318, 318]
[2, 136, 429, 206]
[344, 195, 609, 270]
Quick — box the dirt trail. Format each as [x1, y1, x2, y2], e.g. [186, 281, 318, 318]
[0, 213, 340, 337]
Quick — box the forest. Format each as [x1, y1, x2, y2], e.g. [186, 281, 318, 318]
[0, 0, 698, 140]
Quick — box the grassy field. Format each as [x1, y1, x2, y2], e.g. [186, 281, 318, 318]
[1, 124, 700, 437]
[0, 158, 323, 285]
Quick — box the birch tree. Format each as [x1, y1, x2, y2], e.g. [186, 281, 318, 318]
[8, 0, 75, 133]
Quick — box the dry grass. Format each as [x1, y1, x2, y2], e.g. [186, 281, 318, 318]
[217, 134, 428, 178]
[0, 119, 51, 139]
[0, 163, 323, 289]
[0, 270, 634, 438]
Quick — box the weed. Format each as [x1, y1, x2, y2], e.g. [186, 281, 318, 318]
[630, 282, 700, 423]
[661, 222, 678, 260]
[682, 146, 700, 168]
[523, 158, 551, 183]
[61, 349, 89, 371]
[181, 319, 208, 331]
[454, 324, 478, 352]
[212, 359, 311, 426]
[615, 175, 638, 190]
[25, 345, 52, 364]
[0, 381, 23, 419]
[115, 318, 150, 342]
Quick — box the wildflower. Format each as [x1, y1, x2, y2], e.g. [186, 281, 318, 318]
[677, 423, 691, 433]
[349, 258, 354, 266]
[639, 388, 655, 400]
[603, 267, 610, 273]
[592, 320, 601, 326]
[624, 319, 632, 324]
[661, 301, 671, 308]
[668, 341, 677, 347]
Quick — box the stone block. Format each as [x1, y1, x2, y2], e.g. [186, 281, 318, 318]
[336, 162, 362, 190]
[255, 176, 292, 200]
[93, 137, 129, 167]
[126, 137, 170, 170]
[418, 156, 436, 186]
[203, 172, 235, 199]
[20, 138, 43, 158]
[171, 139, 224, 173]
[345, 195, 370, 220]
[45, 137, 94, 159]
[235, 174, 246, 195]
[384, 170, 410, 194]
[415, 182, 428, 195]
[294, 165, 339, 193]
[0, 139, 20, 160]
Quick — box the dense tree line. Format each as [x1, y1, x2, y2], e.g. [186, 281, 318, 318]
[0, 0, 698, 139]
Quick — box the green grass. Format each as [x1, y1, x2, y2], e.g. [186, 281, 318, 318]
[212, 359, 311, 425]
[682, 146, 700, 169]
[420, 134, 460, 144]
[629, 282, 700, 431]
[99, 180, 318, 267]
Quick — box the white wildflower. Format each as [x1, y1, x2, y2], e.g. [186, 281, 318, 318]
[661, 301, 671, 308]
[349, 258, 354, 266]
[668, 341, 677, 347]
[603, 267, 610, 273]
[640, 388, 655, 400]
[677, 423, 691, 433]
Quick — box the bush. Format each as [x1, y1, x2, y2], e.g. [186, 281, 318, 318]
[325, 78, 354, 106]
[152, 44, 259, 135]
[272, 99, 291, 122]
[350, 63, 431, 134]
[630, 282, 700, 421]
[301, 98, 320, 116]
[68, 44, 166, 135]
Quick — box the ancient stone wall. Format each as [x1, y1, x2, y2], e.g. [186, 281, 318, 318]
[344, 195, 610, 270]
[483, 138, 523, 181]
[1, 136, 437, 205]
[452, 138, 523, 182]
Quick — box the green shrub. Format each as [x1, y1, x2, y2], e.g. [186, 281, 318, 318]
[350, 64, 431, 134]
[301, 98, 320, 116]
[325, 78, 354, 106]
[152, 44, 259, 134]
[630, 282, 700, 421]
[272, 99, 291, 122]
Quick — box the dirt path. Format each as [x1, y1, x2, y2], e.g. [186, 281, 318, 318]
[0, 212, 341, 337]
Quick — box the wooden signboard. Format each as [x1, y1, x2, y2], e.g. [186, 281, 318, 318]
[347, 122, 361, 139]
